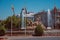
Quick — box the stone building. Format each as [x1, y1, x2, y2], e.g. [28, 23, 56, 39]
[51, 6, 60, 29]
[34, 7, 60, 29]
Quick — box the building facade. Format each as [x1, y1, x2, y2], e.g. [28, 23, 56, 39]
[51, 7, 60, 29]
[34, 11, 48, 28]
[34, 7, 60, 29]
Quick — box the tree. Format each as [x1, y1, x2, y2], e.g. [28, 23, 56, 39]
[0, 23, 6, 36]
[0, 15, 30, 31]
[4, 15, 21, 30]
[34, 24, 44, 36]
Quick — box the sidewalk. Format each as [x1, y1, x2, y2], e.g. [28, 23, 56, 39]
[0, 36, 60, 40]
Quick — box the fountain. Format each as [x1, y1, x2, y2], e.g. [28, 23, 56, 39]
[47, 9, 52, 29]
[20, 8, 27, 29]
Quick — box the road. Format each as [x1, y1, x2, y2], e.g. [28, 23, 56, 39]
[8, 36, 60, 40]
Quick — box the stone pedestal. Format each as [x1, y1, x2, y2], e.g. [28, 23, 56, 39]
[47, 27, 51, 29]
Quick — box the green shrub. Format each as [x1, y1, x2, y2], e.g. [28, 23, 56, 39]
[34, 24, 44, 36]
[0, 25, 6, 36]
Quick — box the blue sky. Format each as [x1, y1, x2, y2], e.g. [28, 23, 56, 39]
[0, 0, 60, 20]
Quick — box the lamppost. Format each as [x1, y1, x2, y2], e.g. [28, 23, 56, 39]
[11, 5, 15, 36]
[24, 0, 27, 36]
[11, 15, 12, 36]
[24, 8, 27, 36]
